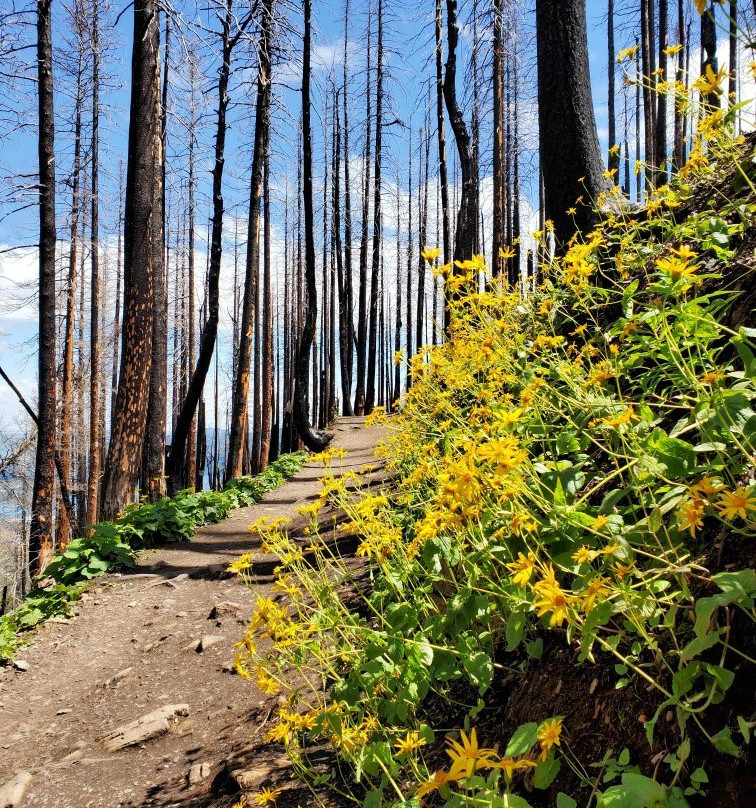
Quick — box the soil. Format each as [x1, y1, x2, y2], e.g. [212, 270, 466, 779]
[0, 417, 386, 808]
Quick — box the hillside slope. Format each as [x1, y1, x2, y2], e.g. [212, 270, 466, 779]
[238, 125, 755, 807]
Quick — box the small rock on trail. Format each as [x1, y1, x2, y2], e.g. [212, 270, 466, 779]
[0, 771, 33, 808]
[100, 704, 190, 752]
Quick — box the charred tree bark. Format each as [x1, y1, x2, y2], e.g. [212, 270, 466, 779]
[226, 0, 272, 480]
[101, 0, 160, 518]
[608, 0, 619, 173]
[341, 1, 354, 415]
[293, 0, 329, 450]
[700, 3, 720, 111]
[491, 0, 504, 277]
[260, 84, 273, 469]
[58, 47, 84, 548]
[536, 0, 606, 248]
[354, 5, 372, 416]
[30, 0, 58, 573]
[365, 0, 383, 415]
[167, 0, 248, 493]
[436, 0, 451, 268]
[673, 0, 686, 170]
[141, 9, 167, 501]
[443, 0, 477, 304]
[86, 0, 102, 524]
[656, 0, 668, 186]
[405, 131, 414, 389]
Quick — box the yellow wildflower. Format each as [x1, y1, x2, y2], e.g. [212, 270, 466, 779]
[580, 575, 611, 612]
[253, 787, 282, 806]
[416, 770, 451, 798]
[445, 728, 498, 781]
[492, 757, 537, 779]
[421, 246, 442, 263]
[537, 718, 563, 760]
[394, 731, 427, 755]
[617, 45, 639, 63]
[573, 546, 599, 565]
[717, 486, 756, 521]
[694, 63, 727, 96]
[676, 497, 705, 537]
[507, 552, 537, 586]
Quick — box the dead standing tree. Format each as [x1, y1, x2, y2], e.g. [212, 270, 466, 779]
[169, 0, 252, 494]
[30, 0, 58, 573]
[226, 0, 274, 480]
[293, 0, 330, 450]
[536, 0, 607, 249]
[442, 0, 478, 329]
[100, 0, 160, 519]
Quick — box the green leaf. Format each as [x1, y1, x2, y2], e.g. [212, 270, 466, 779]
[363, 789, 383, 808]
[711, 727, 740, 757]
[505, 608, 527, 651]
[526, 638, 543, 659]
[556, 795, 578, 808]
[643, 429, 697, 478]
[534, 757, 560, 789]
[556, 430, 580, 456]
[504, 722, 538, 757]
[462, 651, 493, 691]
[736, 715, 751, 743]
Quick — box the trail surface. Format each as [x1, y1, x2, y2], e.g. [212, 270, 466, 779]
[0, 417, 386, 808]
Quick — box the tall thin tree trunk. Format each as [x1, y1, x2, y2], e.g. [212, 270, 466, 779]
[30, 0, 58, 573]
[728, 0, 737, 112]
[58, 48, 84, 548]
[536, 0, 607, 248]
[293, 0, 329, 450]
[110, 166, 123, 435]
[405, 131, 413, 390]
[656, 0, 668, 186]
[443, 0, 478, 299]
[226, 0, 272, 480]
[167, 0, 247, 493]
[101, 0, 160, 518]
[394, 170, 402, 400]
[365, 0, 383, 415]
[635, 41, 642, 201]
[673, 0, 686, 170]
[354, 5, 372, 416]
[334, 90, 352, 416]
[260, 87, 273, 469]
[141, 11, 169, 499]
[640, 0, 655, 186]
[86, 0, 102, 524]
[492, 0, 504, 275]
[341, 1, 354, 414]
[436, 0, 451, 268]
[608, 0, 618, 173]
[417, 123, 429, 352]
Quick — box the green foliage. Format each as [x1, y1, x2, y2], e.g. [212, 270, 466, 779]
[0, 451, 307, 662]
[237, 116, 755, 806]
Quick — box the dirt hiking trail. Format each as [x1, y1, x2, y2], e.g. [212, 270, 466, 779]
[0, 417, 387, 808]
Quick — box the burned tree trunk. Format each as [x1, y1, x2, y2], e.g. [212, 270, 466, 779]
[443, 0, 478, 281]
[167, 0, 248, 493]
[100, 0, 160, 518]
[293, 0, 329, 450]
[535, 0, 606, 248]
[226, 0, 272, 480]
[365, 0, 383, 415]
